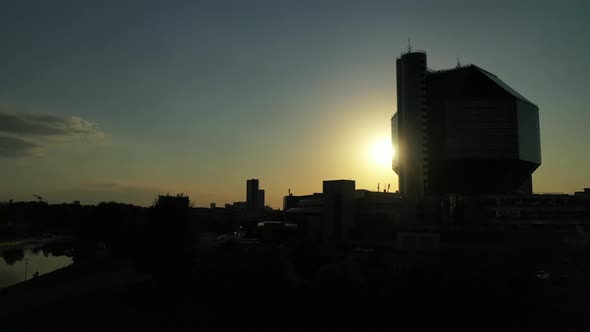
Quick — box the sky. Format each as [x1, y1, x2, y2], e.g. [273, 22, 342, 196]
[0, 0, 588, 208]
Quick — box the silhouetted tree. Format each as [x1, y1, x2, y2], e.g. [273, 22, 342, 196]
[1, 248, 25, 266]
[69, 201, 145, 262]
[138, 194, 198, 282]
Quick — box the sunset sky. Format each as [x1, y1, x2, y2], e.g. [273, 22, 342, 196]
[1, 0, 588, 207]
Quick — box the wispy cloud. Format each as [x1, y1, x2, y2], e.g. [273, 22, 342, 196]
[0, 134, 41, 157]
[0, 111, 104, 158]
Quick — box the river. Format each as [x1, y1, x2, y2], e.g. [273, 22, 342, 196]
[0, 243, 73, 288]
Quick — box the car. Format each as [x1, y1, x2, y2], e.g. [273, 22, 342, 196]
[536, 270, 551, 280]
[216, 232, 240, 242]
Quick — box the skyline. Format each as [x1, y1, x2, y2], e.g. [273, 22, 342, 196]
[1, 0, 589, 207]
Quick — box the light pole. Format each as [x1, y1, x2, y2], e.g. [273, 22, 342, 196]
[24, 258, 28, 281]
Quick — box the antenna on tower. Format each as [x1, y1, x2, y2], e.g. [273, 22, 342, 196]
[456, 56, 462, 68]
[407, 38, 412, 53]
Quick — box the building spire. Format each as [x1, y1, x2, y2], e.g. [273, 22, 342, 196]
[408, 38, 412, 53]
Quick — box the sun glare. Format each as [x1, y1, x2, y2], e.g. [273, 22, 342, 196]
[371, 138, 394, 167]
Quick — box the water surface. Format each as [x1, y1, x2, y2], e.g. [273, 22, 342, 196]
[0, 245, 73, 288]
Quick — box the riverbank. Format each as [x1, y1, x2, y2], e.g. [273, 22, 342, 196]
[0, 259, 152, 330]
[0, 235, 74, 250]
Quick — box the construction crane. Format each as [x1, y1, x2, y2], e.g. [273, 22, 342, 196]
[33, 194, 43, 202]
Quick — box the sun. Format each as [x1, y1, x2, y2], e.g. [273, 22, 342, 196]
[370, 138, 394, 167]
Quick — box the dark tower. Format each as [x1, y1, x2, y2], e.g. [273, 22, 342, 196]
[392, 50, 541, 218]
[247, 179, 259, 209]
[393, 51, 429, 221]
[247, 179, 265, 209]
[393, 51, 428, 201]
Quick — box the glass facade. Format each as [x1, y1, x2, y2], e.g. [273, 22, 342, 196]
[516, 100, 542, 164]
[391, 113, 399, 172]
[444, 99, 518, 160]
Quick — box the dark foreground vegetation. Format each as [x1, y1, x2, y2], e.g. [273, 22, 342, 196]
[2, 244, 590, 331]
[2, 196, 590, 331]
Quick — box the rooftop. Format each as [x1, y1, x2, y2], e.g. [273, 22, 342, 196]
[429, 64, 537, 107]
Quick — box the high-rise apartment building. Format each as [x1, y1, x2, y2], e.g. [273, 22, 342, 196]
[246, 179, 265, 209]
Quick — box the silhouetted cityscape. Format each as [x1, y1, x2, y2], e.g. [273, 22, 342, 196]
[2, 40, 590, 331]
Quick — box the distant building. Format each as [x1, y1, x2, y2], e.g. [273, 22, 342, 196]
[257, 189, 265, 209]
[481, 192, 590, 222]
[246, 179, 258, 208]
[283, 192, 322, 211]
[246, 179, 265, 210]
[226, 201, 247, 209]
[285, 180, 404, 244]
[392, 50, 541, 222]
[323, 180, 356, 242]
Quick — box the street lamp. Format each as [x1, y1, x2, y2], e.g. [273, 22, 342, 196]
[24, 258, 28, 281]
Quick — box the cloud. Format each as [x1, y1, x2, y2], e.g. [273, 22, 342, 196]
[0, 134, 41, 157]
[0, 112, 103, 138]
[0, 111, 104, 158]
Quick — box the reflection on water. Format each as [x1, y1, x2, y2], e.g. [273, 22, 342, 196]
[0, 244, 73, 288]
